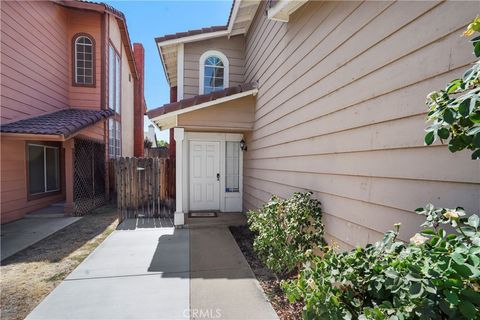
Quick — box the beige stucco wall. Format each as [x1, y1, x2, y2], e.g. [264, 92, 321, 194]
[243, 1, 480, 249]
[183, 35, 245, 98]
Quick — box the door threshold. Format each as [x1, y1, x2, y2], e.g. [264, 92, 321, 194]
[188, 212, 218, 218]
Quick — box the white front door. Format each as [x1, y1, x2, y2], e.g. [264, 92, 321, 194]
[189, 141, 220, 211]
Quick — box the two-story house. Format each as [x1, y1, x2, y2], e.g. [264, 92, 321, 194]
[0, 0, 145, 223]
[148, 0, 480, 248]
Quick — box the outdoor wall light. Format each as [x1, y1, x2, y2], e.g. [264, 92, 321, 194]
[240, 139, 248, 152]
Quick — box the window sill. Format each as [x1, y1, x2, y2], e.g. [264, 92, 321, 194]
[27, 190, 62, 202]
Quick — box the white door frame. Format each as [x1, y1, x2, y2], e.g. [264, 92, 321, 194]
[188, 140, 221, 211]
[182, 131, 243, 214]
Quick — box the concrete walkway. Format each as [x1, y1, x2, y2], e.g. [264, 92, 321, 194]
[1, 216, 80, 261]
[27, 219, 277, 320]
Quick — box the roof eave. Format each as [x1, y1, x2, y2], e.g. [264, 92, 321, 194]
[148, 88, 258, 130]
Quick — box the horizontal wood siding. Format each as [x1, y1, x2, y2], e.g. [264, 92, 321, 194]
[183, 36, 245, 98]
[67, 10, 102, 109]
[0, 1, 69, 124]
[243, 0, 480, 248]
[0, 138, 64, 223]
[177, 95, 255, 131]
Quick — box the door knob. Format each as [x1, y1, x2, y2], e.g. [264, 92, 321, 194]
[216, 173, 220, 181]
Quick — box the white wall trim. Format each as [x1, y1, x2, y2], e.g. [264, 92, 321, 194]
[199, 50, 230, 95]
[183, 131, 243, 213]
[156, 30, 229, 47]
[174, 127, 185, 225]
[149, 89, 258, 128]
[177, 43, 184, 100]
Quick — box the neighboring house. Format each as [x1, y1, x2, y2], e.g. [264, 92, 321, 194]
[149, 0, 480, 248]
[0, 0, 145, 223]
[145, 124, 158, 148]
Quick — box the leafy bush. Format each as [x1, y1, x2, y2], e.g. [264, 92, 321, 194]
[282, 205, 480, 319]
[247, 192, 325, 275]
[424, 17, 480, 159]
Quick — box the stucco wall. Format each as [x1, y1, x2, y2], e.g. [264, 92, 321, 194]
[183, 35, 245, 98]
[243, 1, 480, 249]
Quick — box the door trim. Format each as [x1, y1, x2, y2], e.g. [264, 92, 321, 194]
[182, 132, 243, 213]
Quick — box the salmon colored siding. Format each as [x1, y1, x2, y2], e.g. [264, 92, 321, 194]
[0, 1, 69, 124]
[243, 1, 480, 249]
[1, 137, 64, 223]
[67, 10, 102, 110]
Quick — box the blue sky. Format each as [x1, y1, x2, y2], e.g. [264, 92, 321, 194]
[105, 1, 232, 141]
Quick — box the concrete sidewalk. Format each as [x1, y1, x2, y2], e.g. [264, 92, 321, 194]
[27, 220, 190, 320]
[27, 219, 278, 320]
[190, 227, 278, 320]
[1, 216, 81, 261]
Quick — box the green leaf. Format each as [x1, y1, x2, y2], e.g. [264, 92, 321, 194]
[474, 133, 480, 148]
[470, 113, 480, 124]
[424, 131, 435, 145]
[458, 99, 471, 117]
[461, 288, 480, 306]
[459, 301, 477, 319]
[447, 79, 462, 93]
[472, 149, 480, 160]
[409, 282, 424, 298]
[444, 290, 459, 305]
[443, 108, 455, 124]
[421, 229, 436, 235]
[467, 214, 479, 228]
[474, 41, 480, 58]
[438, 127, 450, 139]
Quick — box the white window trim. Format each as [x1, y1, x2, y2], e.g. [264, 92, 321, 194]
[28, 144, 60, 195]
[199, 50, 229, 95]
[74, 36, 93, 85]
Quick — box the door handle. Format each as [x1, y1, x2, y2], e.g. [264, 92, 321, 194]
[216, 173, 220, 181]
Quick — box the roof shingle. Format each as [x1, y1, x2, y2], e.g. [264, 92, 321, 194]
[155, 26, 228, 43]
[147, 83, 255, 119]
[0, 109, 114, 138]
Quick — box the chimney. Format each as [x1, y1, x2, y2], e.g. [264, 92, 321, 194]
[133, 43, 145, 157]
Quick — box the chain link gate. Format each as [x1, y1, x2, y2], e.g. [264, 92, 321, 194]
[73, 138, 106, 215]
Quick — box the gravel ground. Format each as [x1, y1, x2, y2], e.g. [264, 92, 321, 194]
[0, 205, 118, 320]
[229, 226, 304, 320]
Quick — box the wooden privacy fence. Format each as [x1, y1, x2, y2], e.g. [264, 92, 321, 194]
[109, 157, 175, 222]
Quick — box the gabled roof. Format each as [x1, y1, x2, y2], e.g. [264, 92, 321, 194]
[155, 0, 262, 87]
[155, 26, 228, 43]
[0, 109, 114, 138]
[56, 0, 138, 80]
[147, 83, 256, 119]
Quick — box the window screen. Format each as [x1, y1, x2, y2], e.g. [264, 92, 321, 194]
[28, 144, 60, 195]
[225, 141, 240, 192]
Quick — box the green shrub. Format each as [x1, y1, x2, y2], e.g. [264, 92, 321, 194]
[282, 205, 480, 319]
[247, 192, 325, 275]
[424, 16, 480, 159]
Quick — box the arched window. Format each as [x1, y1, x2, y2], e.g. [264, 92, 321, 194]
[199, 50, 229, 94]
[73, 34, 95, 86]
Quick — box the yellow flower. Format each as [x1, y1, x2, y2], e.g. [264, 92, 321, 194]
[410, 233, 429, 246]
[307, 278, 317, 290]
[444, 210, 459, 220]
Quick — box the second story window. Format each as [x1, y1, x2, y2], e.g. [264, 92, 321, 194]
[108, 44, 121, 114]
[73, 34, 95, 86]
[199, 50, 229, 94]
